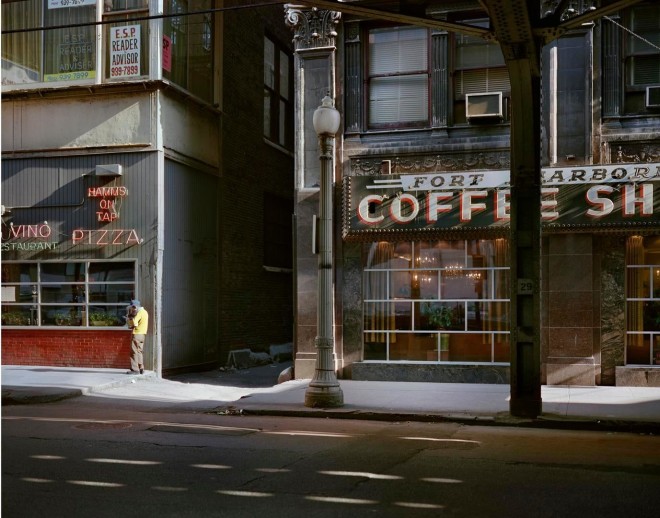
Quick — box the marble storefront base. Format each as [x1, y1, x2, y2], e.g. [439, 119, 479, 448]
[348, 362, 510, 384]
[295, 352, 346, 381]
[294, 353, 317, 380]
[615, 366, 660, 387]
[546, 362, 596, 386]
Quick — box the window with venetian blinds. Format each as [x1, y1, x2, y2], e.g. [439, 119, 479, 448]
[368, 26, 429, 127]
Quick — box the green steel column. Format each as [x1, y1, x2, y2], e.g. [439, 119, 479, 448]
[487, 0, 543, 417]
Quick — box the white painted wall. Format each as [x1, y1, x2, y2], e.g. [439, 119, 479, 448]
[2, 90, 220, 168]
[1, 94, 153, 151]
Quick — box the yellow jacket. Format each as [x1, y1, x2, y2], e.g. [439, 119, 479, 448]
[131, 307, 148, 335]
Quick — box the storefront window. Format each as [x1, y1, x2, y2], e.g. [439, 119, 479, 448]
[363, 239, 510, 363]
[626, 235, 660, 365]
[1, 261, 136, 327]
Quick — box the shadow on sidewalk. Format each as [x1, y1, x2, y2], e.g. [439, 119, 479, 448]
[167, 361, 293, 389]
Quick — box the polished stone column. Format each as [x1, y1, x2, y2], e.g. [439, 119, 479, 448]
[285, 5, 342, 381]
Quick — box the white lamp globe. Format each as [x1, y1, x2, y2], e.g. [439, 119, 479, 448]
[313, 96, 340, 136]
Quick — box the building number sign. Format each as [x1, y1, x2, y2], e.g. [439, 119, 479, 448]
[517, 279, 534, 295]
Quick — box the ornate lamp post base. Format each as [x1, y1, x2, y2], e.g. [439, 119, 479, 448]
[304, 336, 344, 408]
[304, 383, 344, 408]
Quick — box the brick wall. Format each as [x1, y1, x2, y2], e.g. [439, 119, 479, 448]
[217, 3, 294, 358]
[1, 330, 132, 368]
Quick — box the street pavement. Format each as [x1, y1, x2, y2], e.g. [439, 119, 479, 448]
[2, 363, 660, 432]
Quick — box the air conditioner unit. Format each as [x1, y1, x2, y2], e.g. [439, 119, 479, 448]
[465, 92, 503, 120]
[645, 86, 660, 108]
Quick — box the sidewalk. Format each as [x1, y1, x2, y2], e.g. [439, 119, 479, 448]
[2, 365, 660, 432]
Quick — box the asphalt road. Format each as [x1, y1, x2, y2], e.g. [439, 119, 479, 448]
[2, 394, 659, 518]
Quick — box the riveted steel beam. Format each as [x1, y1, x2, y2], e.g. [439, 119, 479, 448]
[291, 1, 493, 38]
[294, 0, 645, 44]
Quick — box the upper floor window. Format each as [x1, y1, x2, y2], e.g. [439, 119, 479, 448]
[624, 4, 660, 113]
[1, 0, 215, 104]
[264, 35, 293, 148]
[367, 26, 429, 129]
[2, 0, 98, 85]
[163, 0, 214, 102]
[104, 0, 147, 12]
[1, 0, 149, 86]
[263, 194, 293, 271]
[104, 0, 150, 82]
[345, 21, 510, 132]
[453, 19, 509, 124]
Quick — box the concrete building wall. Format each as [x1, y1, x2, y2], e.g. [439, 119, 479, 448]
[161, 94, 221, 168]
[1, 92, 154, 152]
[162, 160, 219, 370]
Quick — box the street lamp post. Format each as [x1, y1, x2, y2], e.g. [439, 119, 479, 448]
[304, 96, 344, 408]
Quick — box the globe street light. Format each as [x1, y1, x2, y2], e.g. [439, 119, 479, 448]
[304, 96, 344, 408]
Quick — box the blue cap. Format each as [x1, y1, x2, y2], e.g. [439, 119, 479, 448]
[131, 300, 141, 306]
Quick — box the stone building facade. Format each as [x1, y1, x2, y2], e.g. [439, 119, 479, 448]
[286, 1, 660, 387]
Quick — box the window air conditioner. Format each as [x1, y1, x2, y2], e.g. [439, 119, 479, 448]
[465, 92, 503, 120]
[645, 86, 660, 109]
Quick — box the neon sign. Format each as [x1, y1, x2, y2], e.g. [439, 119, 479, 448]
[69, 183, 141, 245]
[1, 181, 142, 252]
[88, 186, 128, 222]
[72, 229, 141, 246]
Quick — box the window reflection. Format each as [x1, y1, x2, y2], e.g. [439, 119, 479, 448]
[1, 261, 136, 327]
[626, 236, 660, 365]
[363, 239, 509, 363]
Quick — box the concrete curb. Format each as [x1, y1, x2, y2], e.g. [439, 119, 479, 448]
[1, 372, 158, 406]
[208, 405, 660, 434]
[3, 366, 658, 434]
[2, 387, 83, 405]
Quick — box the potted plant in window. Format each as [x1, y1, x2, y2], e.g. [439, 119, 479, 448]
[1, 312, 29, 326]
[421, 302, 454, 360]
[54, 313, 72, 326]
[89, 311, 114, 327]
[422, 303, 453, 329]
